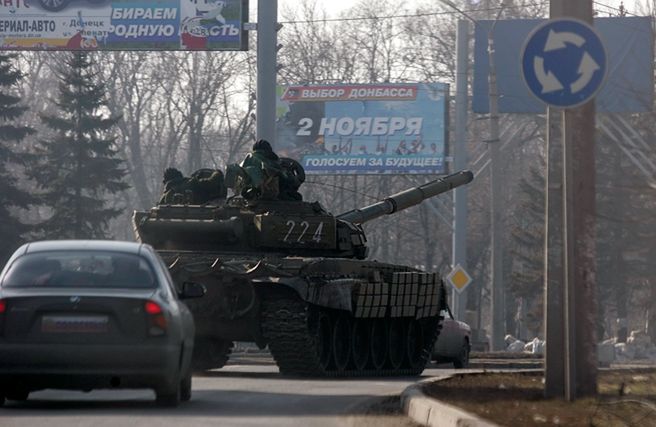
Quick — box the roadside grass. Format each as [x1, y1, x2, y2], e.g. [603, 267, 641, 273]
[422, 369, 656, 426]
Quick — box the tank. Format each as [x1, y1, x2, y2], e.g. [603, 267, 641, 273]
[133, 169, 474, 376]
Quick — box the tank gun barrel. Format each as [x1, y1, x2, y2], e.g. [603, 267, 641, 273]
[336, 170, 474, 225]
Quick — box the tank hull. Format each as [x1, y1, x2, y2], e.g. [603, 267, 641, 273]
[159, 251, 445, 376]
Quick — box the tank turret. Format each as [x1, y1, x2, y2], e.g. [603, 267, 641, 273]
[133, 170, 473, 260]
[133, 169, 474, 377]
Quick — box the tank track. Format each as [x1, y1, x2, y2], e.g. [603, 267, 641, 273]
[261, 296, 442, 377]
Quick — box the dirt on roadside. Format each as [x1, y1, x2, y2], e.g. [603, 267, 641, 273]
[422, 369, 656, 427]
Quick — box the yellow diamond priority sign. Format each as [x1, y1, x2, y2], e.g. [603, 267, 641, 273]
[446, 264, 472, 294]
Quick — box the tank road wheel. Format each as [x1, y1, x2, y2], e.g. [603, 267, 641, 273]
[316, 310, 334, 371]
[387, 319, 406, 370]
[370, 319, 388, 370]
[332, 314, 352, 372]
[406, 320, 426, 370]
[351, 319, 369, 371]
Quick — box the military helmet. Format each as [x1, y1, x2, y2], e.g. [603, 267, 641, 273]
[252, 139, 273, 152]
[163, 167, 183, 183]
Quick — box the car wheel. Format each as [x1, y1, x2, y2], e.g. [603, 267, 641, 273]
[453, 339, 470, 369]
[156, 380, 181, 407]
[0, 394, 5, 407]
[180, 371, 192, 402]
[5, 390, 29, 401]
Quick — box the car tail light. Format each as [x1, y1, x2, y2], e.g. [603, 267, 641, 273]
[145, 301, 162, 315]
[0, 299, 5, 313]
[144, 300, 167, 336]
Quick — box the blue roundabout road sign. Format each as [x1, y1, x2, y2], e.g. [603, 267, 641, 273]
[521, 18, 607, 108]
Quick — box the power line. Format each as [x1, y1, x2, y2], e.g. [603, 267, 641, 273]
[279, 3, 548, 25]
[593, 1, 639, 17]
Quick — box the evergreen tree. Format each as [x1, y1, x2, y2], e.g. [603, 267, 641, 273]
[30, 52, 129, 239]
[0, 53, 35, 263]
[595, 129, 656, 341]
[508, 164, 545, 338]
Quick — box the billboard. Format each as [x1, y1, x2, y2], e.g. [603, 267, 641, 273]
[473, 17, 653, 113]
[275, 83, 448, 175]
[0, 0, 248, 50]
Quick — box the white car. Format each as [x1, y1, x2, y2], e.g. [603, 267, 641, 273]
[432, 309, 471, 369]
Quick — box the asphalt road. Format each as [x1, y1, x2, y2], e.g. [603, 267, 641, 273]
[0, 355, 458, 427]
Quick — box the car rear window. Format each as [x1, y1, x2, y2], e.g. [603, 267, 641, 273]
[1, 251, 157, 289]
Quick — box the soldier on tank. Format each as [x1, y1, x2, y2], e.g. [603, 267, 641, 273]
[238, 139, 283, 200]
[190, 168, 228, 202]
[159, 168, 186, 204]
[278, 157, 305, 201]
[227, 139, 305, 201]
[159, 167, 227, 205]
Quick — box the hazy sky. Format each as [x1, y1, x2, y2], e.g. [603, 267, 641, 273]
[277, 0, 359, 17]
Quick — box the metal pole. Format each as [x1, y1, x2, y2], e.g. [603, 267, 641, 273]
[256, 0, 277, 144]
[562, 107, 577, 401]
[544, 108, 565, 398]
[488, 24, 505, 352]
[452, 19, 470, 320]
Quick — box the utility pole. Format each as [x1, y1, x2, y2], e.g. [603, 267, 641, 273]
[545, 0, 598, 400]
[488, 17, 505, 352]
[438, 0, 507, 347]
[256, 0, 278, 144]
[452, 19, 470, 320]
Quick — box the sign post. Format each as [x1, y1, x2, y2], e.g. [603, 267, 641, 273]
[256, 0, 277, 144]
[452, 19, 470, 321]
[522, 0, 602, 400]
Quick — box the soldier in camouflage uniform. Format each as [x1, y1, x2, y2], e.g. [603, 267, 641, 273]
[231, 139, 305, 201]
[238, 140, 282, 200]
[159, 167, 227, 205]
[278, 157, 304, 201]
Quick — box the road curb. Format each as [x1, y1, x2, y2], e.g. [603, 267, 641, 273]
[400, 376, 502, 427]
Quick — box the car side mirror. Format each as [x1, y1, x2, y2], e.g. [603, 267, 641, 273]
[179, 281, 206, 299]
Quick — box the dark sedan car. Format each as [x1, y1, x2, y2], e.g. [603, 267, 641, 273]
[0, 240, 204, 407]
[432, 309, 471, 369]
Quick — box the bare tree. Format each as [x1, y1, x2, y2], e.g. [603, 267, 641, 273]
[278, 0, 358, 84]
[102, 51, 161, 208]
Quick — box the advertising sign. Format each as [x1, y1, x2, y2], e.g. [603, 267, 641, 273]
[0, 0, 248, 50]
[275, 83, 448, 175]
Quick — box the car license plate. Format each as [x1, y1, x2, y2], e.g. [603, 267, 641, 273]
[41, 315, 109, 333]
